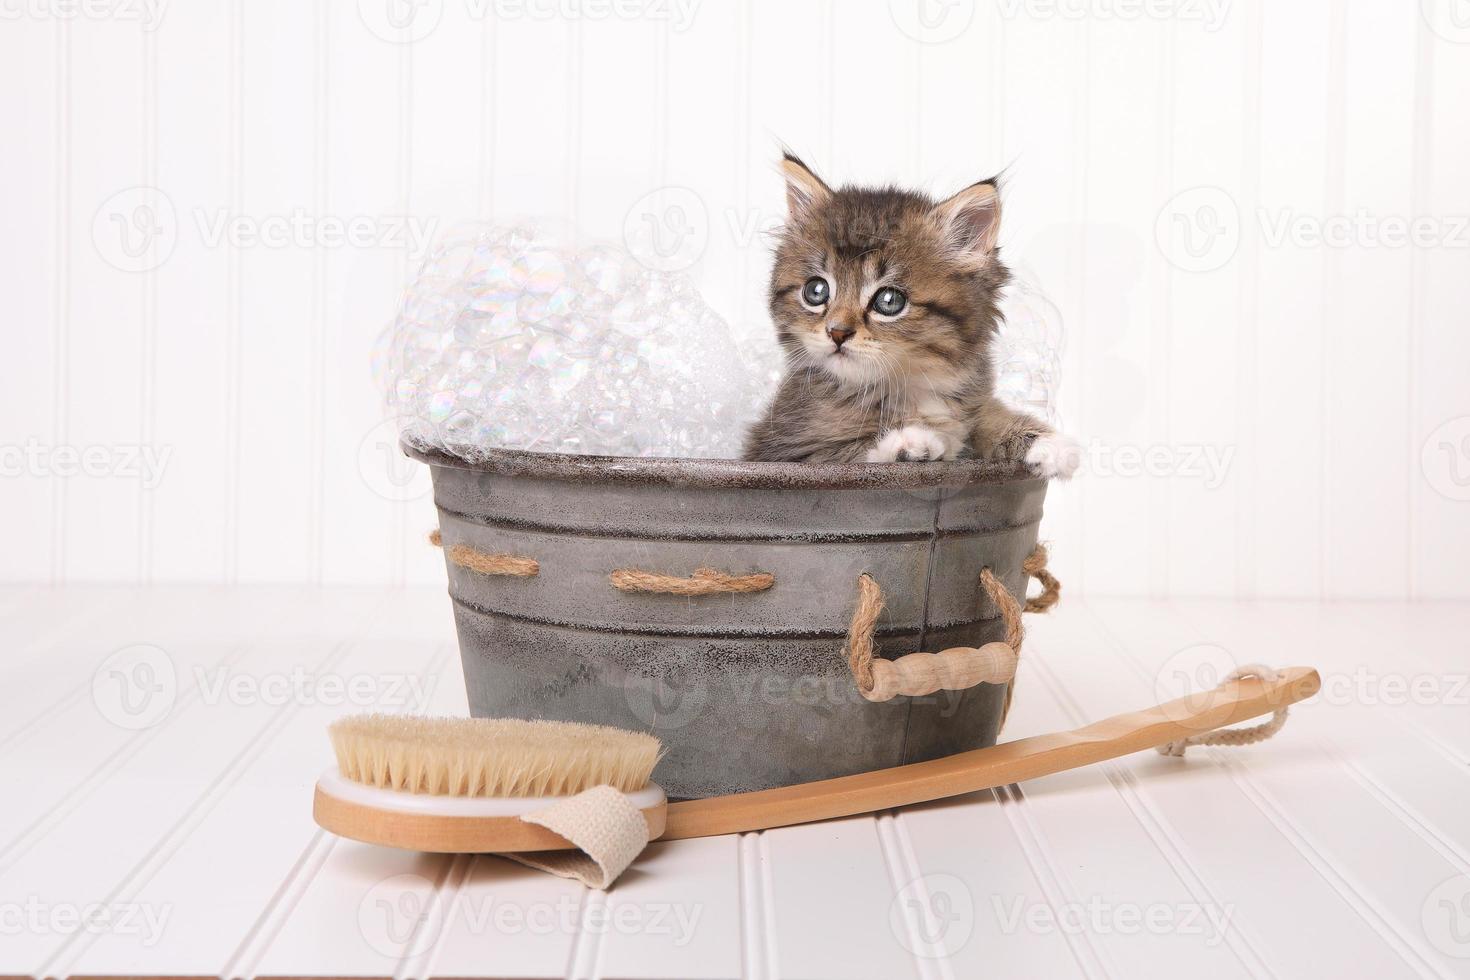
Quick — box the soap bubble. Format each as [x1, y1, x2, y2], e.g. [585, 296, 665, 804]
[994, 275, 1065, 426]
[380, 224, 782, 460]
[378, 225, 1063, 461]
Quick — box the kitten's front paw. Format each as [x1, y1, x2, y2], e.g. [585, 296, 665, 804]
[867, 426, 954, 463]
[1024, 432, 1083, 479]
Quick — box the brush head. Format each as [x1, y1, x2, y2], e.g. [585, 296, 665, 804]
[328, 714, 662, 798]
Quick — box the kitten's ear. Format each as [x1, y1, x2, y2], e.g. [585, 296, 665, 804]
[932, 179, 1002, 265]
[779, 152, 832, 217]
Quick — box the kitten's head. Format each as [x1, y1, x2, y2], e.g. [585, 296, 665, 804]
[768, 153, 1010, 391]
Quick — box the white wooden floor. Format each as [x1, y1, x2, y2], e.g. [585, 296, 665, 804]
[1, 585, 1467, 979]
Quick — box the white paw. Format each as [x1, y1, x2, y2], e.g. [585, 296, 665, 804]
[1025, 432, 1084, 479]
[867, 425, 954, 463]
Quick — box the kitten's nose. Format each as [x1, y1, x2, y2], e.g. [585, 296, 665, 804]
[827, 324, 855, 349]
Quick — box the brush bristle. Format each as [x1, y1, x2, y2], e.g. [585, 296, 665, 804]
[328, 715, 662, 797]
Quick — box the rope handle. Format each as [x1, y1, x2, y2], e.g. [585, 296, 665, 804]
[861, 641, 1018, 703]
[847, 545, 1051, 704]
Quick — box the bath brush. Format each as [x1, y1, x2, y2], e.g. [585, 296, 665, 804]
[314, 716, 667, 853]
[314, 665, 1320, 852]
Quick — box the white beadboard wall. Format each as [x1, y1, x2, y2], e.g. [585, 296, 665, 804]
[1, 0, 1467, 597]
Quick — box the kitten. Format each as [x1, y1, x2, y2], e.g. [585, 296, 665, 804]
[743, 154, 1079, 478]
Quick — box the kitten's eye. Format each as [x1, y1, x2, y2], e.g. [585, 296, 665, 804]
[871, 287, 907, 317]
[800, 277, 830, 308]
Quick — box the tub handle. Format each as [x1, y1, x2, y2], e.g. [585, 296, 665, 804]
[860, 641, 1018, 703]
[846, 545, 1055, 706]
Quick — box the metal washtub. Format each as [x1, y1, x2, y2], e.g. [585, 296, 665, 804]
[409, 441, 1047, 799]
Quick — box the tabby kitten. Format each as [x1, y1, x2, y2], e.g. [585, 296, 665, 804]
[743, 154, 1079, 477]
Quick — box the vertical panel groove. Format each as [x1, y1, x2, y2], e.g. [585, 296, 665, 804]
[737, 831, 772, 980]
[307, 0, 329, 585]
[477, 12, 497, 218]
[50, 16, 72, 586]
[1406, 13, 1435, 601]
[390, 29, 415, 587]
[224, 0, 245, 585]
[996, 782, 1113, 977]
[1236, 2, 1265, 601]
[735, 0, 752, 335]
[1319, 3, 1348, 602]
[565, 19, 583, 235]
[138, 24, 159, 585]
[1152, 17, 1177, 599]
[1071, 16, 1090, 592]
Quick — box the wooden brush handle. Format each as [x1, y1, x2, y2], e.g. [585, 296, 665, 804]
[661, 665, 1320, 841]
[861, 641, 1017, 702]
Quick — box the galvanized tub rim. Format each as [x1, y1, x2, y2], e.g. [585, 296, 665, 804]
[402, 437, 1034, 491]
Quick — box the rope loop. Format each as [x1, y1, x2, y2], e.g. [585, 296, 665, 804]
[1023, 543, 1062, 613]
[847, 574, 884, 694]
[1156, 664, 1293, 756]
[845, 544, 1054, 706]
